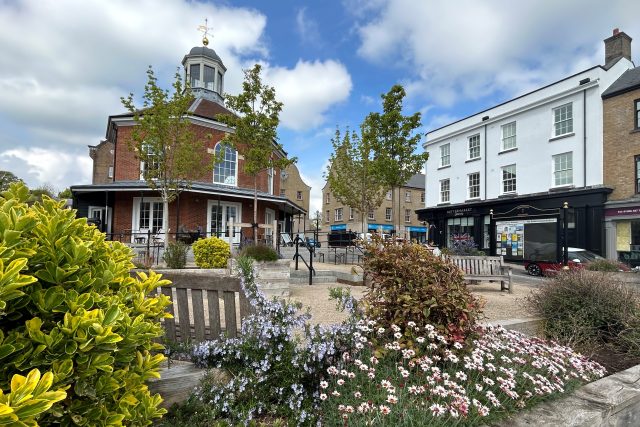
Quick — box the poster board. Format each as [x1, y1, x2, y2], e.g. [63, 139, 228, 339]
[495, 218, 557, 261]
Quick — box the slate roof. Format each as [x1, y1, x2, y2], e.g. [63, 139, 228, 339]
[405, 173, 426, 189]
[602, 67, 640, 99]
[184, 46, 226, 70]
[71, 181, 306, 213]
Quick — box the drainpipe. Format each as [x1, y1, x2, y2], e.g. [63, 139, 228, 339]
[583, 88, 587, 188]
[484, 123, 488, 198]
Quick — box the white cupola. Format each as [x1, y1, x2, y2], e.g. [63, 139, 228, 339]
[182, 37, 227, 105]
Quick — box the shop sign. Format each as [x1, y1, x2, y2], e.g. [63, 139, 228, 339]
[605, 206, 640, 217]
[446, 207, 472, 217]
[330, 224, 347, 231]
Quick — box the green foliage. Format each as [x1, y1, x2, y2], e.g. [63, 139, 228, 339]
[238, 244, 278, 262]
[0, 183, 171, 425]
[0, 171, 24, 193]
[0, 368, 67, 427]
[57, 188, 72, 200]
[163, 241, 188, 269]
[362, 238, 483, 343]
[325, 128, 387, 229]
[527, 270, 640, 360]
[192, 237, 230, 269]
[216, 64, 296, 240]
[362, 85, 428, 229]
[586, 259, 625, 272]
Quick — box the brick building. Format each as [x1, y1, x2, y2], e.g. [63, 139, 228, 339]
[321, 173, 427, 242]
[71, 40, 304, 246]
[602, 55, 640, 263]
[280, 163, 311, 232]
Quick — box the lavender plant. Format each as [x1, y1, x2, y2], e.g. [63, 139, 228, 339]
[187, 256, 359, 425]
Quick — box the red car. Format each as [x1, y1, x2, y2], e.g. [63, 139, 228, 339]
[524, 248, 625, 276]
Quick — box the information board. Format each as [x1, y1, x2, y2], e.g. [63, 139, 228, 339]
[495, 218, 557, 261]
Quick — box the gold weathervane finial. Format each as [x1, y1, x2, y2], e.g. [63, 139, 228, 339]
[197, 18, 213, 46]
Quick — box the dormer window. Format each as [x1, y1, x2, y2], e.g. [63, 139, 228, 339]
[213, 143, 237, 185]
[190, 64, 200, 88]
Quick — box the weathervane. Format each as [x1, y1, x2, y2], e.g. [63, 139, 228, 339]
[197, 18, 213, 46]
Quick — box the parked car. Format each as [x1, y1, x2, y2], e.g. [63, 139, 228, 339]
[524, 248, 620, 276]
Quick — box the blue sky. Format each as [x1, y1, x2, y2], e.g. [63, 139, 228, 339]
[0, 0, 639, 213]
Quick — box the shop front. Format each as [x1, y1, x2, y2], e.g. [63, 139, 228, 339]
[407, 226, 428, 243]
[367, 223, 395, 235]
[604, 204, 640, 266]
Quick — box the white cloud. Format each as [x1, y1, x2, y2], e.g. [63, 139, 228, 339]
[0, 147, 92, 190]
[354, 0, 640, 106]
[264, 60, 353, 131]
[295, 8, 322, 47]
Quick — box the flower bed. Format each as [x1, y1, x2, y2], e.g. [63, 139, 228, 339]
[317, 321, 605, 426]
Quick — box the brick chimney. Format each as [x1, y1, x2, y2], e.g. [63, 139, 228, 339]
[604, 28, 632, 64]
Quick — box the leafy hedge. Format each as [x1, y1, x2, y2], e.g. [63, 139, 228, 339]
[0, 183, 171, 425]
[238, 244, 278, 262]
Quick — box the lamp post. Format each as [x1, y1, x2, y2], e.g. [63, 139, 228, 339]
[562, 202, 569, 269]
[314, 210, 320, 249]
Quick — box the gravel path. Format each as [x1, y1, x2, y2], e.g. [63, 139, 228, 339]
[287, 280, 537, 326]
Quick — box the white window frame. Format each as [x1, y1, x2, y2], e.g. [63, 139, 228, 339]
[501, 122, 517, 151]
[440, 179, 450, 203]
[405, 191, 411, 202]
[386, 190, 392, 200]
[213, 142, 238, 186]
[131, 197, 167, 243]
[349, 207, 354, 220]
[468, 172, 480, 199]
[267, 167, 274, 195]
[553, 152, 573, 187]
[335, 208, 343, 222]
[88, 206, 112, 234]
[553, 103, 573, 137]
[265, 208, 275, 243]
[501, 164, 517, 194]
[108, 166, 114, 179]
[325, 210, 330, 223]
[139, 143, 160, 181]
[296, 191, 303, 200]
[440, 144, 450, 167]
[326, 193, 330, 203]
[368, 209, 375, 220]
[385, 208, 392, 221]
[207, 200, 242, 245]
[404, 209, 411, 223]
[468, 134, 481, 160]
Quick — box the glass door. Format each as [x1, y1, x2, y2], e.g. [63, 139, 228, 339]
[209, 202, 241, 245]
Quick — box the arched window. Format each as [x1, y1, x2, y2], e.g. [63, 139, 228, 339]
[213, 143, 237, 185]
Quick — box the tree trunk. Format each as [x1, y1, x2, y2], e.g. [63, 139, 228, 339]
[163, 196, 170, 249]
[253, 175, 258, 243]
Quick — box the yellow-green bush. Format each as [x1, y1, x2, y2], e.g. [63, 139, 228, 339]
[192, 237, 231, 268]
[0, 368, 67, 426]
[0, 183, 171, 426]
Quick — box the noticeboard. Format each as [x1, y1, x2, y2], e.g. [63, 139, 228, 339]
[495, 218, 557, 261]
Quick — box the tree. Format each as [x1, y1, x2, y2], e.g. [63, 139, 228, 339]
[28, 184, 55, 205]
[362, 85, 428, 237]
[121, 66, 213, 246]
[217, 64, 296, 242]
[58, 187, 73, 199]
[0, 171, 23, 192]
[326, 128, 387, 233]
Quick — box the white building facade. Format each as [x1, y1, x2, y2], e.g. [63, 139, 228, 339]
[417, 30, 634, 261]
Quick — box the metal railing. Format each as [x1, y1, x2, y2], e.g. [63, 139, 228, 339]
[292, 234, 316, 285]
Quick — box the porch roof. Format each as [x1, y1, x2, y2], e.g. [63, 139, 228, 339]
[71, 181, 307, 215]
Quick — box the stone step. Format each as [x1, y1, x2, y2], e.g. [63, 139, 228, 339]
[289, 275, 337, 284]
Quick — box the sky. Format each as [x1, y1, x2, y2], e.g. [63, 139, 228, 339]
[0, 0, 639, 214]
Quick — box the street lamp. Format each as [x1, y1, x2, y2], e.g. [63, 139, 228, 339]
[562, 201, 569, 269]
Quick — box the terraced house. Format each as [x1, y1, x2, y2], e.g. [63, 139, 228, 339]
[71, 40, 305, 246]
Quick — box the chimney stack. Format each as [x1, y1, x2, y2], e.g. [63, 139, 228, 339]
[604, 28, 632, 65]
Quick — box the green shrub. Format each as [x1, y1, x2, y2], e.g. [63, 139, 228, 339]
[362, 238, 483, 343]
[192, 237, 230, 268]
[0, 183, 171, 425]
[163, 241, 188, 269]
[526, 270, 640, 358]
[587, 259, 625, 272]
[238, 244, 278, 262]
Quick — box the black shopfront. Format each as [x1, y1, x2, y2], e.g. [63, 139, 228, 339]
[416, 188, 610, 261]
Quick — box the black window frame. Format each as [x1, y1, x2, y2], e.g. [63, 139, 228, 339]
[636, 155, 640, 194]
[635, 99, 640, 130]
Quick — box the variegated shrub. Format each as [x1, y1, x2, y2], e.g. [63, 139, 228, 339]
[0, 183, 171, 426]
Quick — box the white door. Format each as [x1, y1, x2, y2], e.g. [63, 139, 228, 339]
[88, 206, 112, 234]
[208, 201, 242, 245]
[265, 208, 275, 246]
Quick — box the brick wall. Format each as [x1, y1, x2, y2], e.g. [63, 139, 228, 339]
[603, 89, 640, 200]
[113, 123, 281, 195]
[90, 140, 114, 184]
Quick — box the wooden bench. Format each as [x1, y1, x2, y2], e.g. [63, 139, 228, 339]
[155, 270, 251, 343]
[446, 255, 513, 293]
